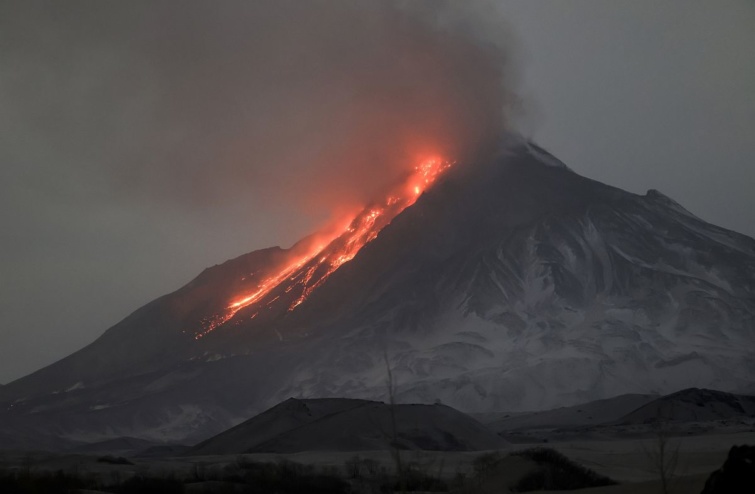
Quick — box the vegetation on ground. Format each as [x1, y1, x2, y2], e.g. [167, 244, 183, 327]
[510, 447, 618, 492]
[0, 447, 619, 493]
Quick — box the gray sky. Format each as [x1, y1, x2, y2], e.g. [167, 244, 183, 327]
[1, 1, 753, 384]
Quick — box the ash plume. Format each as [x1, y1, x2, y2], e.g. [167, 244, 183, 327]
[1, 0, 517, 221]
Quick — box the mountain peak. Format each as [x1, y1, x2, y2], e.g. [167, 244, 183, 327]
[644, 188, 697, 218]
[2, 142, 754, 444]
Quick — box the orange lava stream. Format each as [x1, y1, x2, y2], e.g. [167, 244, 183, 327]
[195, 157, 453, 339]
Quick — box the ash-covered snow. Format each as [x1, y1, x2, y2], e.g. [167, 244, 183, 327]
[1, 137, 754, 444]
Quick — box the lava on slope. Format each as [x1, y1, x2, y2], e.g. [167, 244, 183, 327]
[196, 157, 453, 338]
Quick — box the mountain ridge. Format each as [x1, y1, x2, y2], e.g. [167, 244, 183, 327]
[188, 398, 507, 455]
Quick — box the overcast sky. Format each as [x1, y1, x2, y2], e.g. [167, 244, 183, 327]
[1, 1, 753, 384]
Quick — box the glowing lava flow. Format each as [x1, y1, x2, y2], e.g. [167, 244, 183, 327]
[196, 157, 453, 339]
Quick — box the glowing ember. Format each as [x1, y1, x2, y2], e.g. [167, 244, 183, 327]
[195, 157, 453, 339]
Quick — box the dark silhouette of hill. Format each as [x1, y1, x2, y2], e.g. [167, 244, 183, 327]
[189, 398, 506, 454]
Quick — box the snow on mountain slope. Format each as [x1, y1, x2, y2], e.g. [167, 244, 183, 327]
[483, 393, 659, 433]
[1, 137, 753, 444]
[263, 142, 755, 413]
[615, 388, 755, 424]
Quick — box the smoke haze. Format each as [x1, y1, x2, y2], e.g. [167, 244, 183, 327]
[2, 1, 514, 216]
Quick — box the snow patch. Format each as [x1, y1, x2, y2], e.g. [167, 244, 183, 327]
[65, 382, 84, 392]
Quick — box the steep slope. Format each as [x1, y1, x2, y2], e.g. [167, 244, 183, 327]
[1, 136, 754, 444]
[241, 140, 755, 414]
[189, 398, 506, 454]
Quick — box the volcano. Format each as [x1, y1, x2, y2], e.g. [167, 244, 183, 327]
[2, 135, 754, 445]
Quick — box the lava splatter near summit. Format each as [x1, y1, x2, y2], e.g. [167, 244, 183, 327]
[196, 157, 453, 339]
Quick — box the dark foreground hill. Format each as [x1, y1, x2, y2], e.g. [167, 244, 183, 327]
[189, 398, 507, 455]
[615, 388, 755, 425]
[483, 388, 755, 443]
